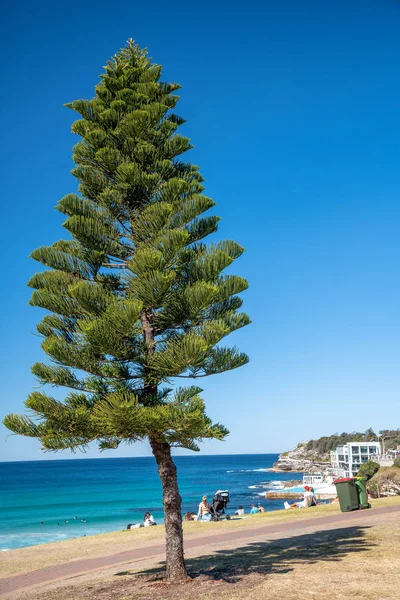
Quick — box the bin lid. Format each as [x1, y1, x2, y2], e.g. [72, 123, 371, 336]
[333, 477, 354, 483]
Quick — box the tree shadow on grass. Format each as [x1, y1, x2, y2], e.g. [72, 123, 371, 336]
[117, 525, 374, 583]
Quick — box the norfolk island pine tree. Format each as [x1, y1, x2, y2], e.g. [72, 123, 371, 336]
[3, 40, 250, 581]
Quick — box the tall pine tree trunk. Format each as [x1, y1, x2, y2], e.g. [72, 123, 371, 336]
[142, 310, 187, 580]
[150, 437, 187, 581]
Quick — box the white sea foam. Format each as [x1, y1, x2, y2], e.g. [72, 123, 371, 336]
[248, 484, 271, 489]
[227, 468, 270, 473]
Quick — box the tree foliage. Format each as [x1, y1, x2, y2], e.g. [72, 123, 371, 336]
[307, 429, 375, 454]
[356, 460, 380, 480]
[3, 40, 250, 454]
[306, 429, 400, 455]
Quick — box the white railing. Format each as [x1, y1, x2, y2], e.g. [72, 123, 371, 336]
[303, 474, 324, 485]
[325, 467, 346, 478]
[371, 452, 399, 460]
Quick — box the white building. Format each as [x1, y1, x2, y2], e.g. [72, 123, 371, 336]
[330, 441, 381, 478]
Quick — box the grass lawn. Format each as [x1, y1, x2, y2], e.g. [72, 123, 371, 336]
[0, 496, 355, 576]
[2, 497, 400, 600]
[17, 496, 400, 600]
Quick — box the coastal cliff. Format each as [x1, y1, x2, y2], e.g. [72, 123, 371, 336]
[273, 440, 330, 473]
[368, 467, 400, 497]
[275, 428, 400, 473]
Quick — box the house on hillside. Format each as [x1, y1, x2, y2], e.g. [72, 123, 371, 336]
[330, 441, 381, 478]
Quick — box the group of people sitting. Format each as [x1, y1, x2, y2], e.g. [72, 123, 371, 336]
[236, 503, 264, 515]
[126, 496, 271, 530]
[127, 486, 342, 529]
[284, 485, 341, 510]
[284, 485, 318, 509]
[183, 497, 266, 521]
[126, 512, 156, 529]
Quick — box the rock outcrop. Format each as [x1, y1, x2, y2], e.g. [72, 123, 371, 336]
[274, 441, 330, 473]
[367, 467, 400, 497]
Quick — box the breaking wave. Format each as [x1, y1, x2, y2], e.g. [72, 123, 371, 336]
[226, 468, 270, 473]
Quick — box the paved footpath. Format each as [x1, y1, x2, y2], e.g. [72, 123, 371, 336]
[1, 504, 399, 597]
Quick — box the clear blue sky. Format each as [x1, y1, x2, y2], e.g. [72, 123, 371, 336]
[1, 0, 400, 461]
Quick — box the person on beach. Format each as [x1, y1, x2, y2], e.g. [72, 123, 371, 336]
[284, 486, 317, 509]
[308, 487, 318, 506]
[127, 512, 156, 529]
[143, 512, 156, 526]
[234, 505, 245, 515]
[197, 495, 212, 521]
[258, 504, 265, 513]
[250, 504, 259, 514]
[183, 512, 194, 521]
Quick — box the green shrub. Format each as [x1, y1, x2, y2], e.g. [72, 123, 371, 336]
[357, 460, 380, 480]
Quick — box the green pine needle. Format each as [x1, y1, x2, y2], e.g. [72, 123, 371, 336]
[3, 40, 250, 453]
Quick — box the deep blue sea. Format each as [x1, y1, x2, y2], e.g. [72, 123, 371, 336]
[0, 454, 303, 551]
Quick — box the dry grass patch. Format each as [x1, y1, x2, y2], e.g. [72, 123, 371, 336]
[2, 496, 399, 579]
[21, 501, 400, 600]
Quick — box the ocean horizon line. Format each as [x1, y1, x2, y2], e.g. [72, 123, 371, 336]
[0, 452, 282, 465]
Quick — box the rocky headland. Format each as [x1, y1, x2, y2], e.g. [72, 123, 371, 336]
[273, 440, 331, 473]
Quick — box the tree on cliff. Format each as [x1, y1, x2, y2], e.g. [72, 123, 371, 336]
[3, 41, 250, 581]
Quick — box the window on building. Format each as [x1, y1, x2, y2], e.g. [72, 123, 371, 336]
[369, 446, 377, 453]
[351, 446, 360, 454]
[360, 447, 368, 453]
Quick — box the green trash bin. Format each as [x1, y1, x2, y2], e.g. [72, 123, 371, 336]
[334, 478, 360, 512]
[355, 477, 370, 509]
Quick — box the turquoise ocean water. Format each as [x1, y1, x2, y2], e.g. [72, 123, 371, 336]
[0, 454, 302, 551]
